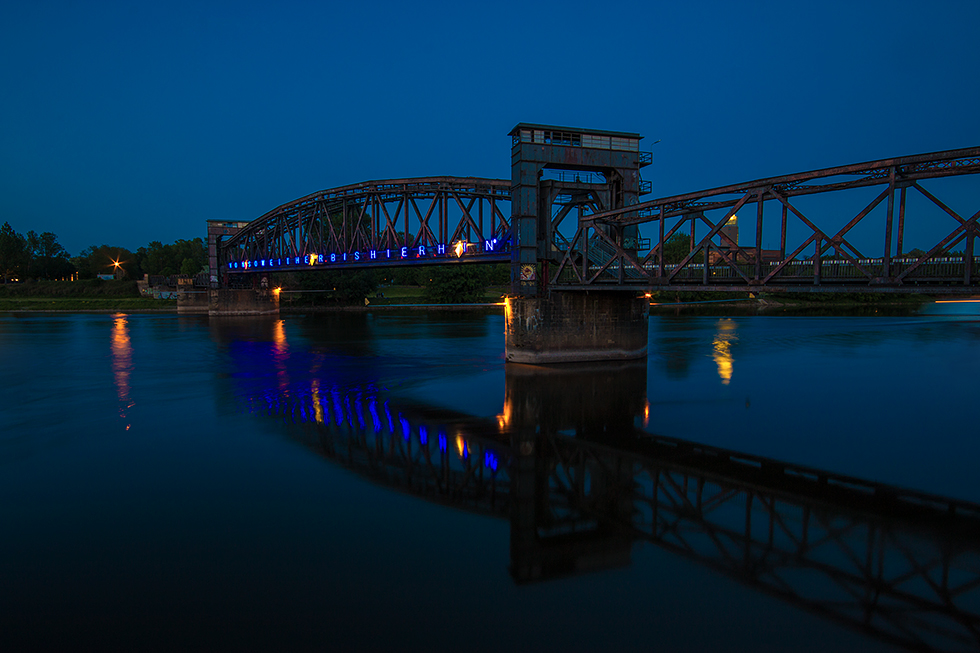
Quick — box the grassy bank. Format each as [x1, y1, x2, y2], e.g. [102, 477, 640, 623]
[645, 290, 943, 316]
[649, 289, 929, 304]
[0, 297, 176, 311]
[0, 279, 143, 297]
[649, 290, 932, 308]
[0, 279, 175, 312]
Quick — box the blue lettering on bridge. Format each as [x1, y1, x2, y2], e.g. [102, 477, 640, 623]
[227, 238, 507, 271]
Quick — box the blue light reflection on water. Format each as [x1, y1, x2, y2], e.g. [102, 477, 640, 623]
[1, 309, 979, 651]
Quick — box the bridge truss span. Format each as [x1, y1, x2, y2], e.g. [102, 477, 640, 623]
[218, 176, 512, 281]
[552, 147, 980, 293]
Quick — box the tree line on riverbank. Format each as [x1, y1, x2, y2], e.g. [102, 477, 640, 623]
[0, 222, 207, 284]
[0, 221, 511, 304]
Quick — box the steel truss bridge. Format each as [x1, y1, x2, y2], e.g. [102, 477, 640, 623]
[558, 146, 980, 294]
[214, 143, 980, 294]
[241, 374, 980, 653]
[216, 176, 511, 278]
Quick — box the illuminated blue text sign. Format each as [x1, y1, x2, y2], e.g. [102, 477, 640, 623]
[227, 238, 503, 271]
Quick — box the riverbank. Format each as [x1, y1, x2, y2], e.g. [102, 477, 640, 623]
[647, 290, 944, 315]
[1, 284, 971, 314]
[0, 279, 174, 312]
[0, 297, 176, 312]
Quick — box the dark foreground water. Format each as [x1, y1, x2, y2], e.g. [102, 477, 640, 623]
[2, 304, 979, 652]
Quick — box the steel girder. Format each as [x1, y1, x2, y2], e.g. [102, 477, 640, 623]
[552, 147, 980, 293]
[219, 177, 512, 277]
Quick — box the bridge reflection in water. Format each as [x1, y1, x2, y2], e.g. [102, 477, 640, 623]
[215, 319, 980, 653]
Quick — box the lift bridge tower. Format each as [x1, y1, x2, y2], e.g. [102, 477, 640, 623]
[505, 124, 652, 363]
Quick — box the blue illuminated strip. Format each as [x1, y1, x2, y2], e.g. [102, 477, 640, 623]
[231, 238, 510, 275]
[484, 450, 499, 472]
[354, 393, 366, 429]
[369, 399, 381, 433]
[344, 394, 354, 428]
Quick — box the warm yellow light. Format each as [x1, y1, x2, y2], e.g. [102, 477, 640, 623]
[273, 319, 288, 390]
[273, 319, 287, 349]
[728, 215, 738, 224]
[312, 379, 324, 424]
[643, 400, 650, 428]
[273, 287, 281, 296]
[308, 255, 317, 266]
[111, 314, 134, 429]
[455, 435, 467, 458]
[454, 241, 466, 257]
[496, 398, 512, 430]
[712, 319, 737, 385]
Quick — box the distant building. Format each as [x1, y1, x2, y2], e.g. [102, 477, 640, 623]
[709, 215, 782, 264]
[720, 215, 738, 247]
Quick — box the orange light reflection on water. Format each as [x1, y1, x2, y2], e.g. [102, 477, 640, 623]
[312, 378, 324, 423]
[273, 319, 289, 390]
[111, 314, 134, 429]
[496, 397, 512, 431]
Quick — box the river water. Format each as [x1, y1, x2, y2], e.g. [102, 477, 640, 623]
[1, 304, 979, 652]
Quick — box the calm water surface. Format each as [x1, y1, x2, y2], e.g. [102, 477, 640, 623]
[1, 305, 979, 652]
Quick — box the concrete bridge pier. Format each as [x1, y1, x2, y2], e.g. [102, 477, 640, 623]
[206, 288, 279, 316]
[504, 291, 648, 363]
[175, 289, 209, 314]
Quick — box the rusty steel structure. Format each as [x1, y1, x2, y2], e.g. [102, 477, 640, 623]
[509, 123, 653, 295]
[211, 177, 511, 287]
[213, 128, 979, 296]
[554, 146, 980, 293]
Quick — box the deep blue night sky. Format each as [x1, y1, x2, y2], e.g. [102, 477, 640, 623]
[2, 0, 978, 256]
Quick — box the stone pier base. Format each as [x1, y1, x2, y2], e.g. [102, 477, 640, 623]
[504, 291, 648, 363]
[208, 289, 279, 316]
[176, 290, 209, 314]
